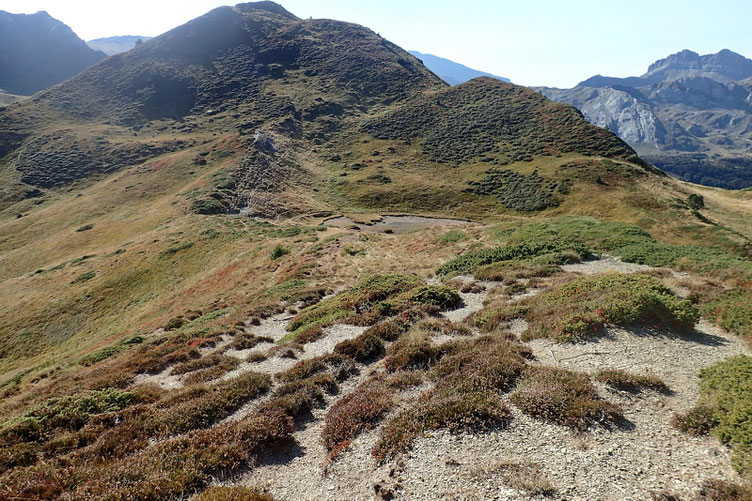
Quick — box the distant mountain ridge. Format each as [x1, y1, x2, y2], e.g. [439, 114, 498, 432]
[0, 10, 106, 95]
[537, 49, 752, 188]
[409, 50, 509, 85]
[87, 35, 153, 55]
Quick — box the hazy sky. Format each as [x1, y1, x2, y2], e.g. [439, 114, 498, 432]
[2, 0, 750, 88]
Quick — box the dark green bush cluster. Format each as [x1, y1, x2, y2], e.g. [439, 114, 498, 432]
[436, 241, 591, 276]
[363, 78, 632, 165]
[522, 273, 699, 341]
[511, 366, 623, 430]
[270, 244, 290, 260]
[696, 356, 752, 474]
[469, 169, 562, 211]
[495, 216, 655, 252]
[615, 242, 752, 276]
[702, 289, 752, 340]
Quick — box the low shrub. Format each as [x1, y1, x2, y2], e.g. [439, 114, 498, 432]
[322, 381, 394, 451]
[172, 354, 239, 376]
[164, 316, 185, 331]
[74, 409, 293, 499]
[474, 260, 561, 282]
[437, 241, 591, 276]
[437, 230, 466, 244]
[277, 353, 357, 385]
[522, 273, 699, 341]
[1, 388, 138, 442]
[694, 356, 752, 474]
[697, 479, 752, 500]
[286, 275, 456, 339]
[182, 358, 241, 385]
[703, 289, 752, 340]
[151, 371, 271, 436]
[374, 336, 525, 461]
[594, 369, 669, 394]
[672, 405, 718, 436]
[264, 373, 337, 421]
[270, 244, 290, 260]
[511, 366, 623, 430]
[334, 334, 385, 362]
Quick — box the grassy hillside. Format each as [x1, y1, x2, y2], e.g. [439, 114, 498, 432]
[0, 2, 751, 499]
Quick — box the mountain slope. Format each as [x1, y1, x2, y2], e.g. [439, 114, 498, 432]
[0, 10, 106, 95]
[87, 35, 153, 55]
[1, 3, 751, 499]
[537, 49, 752, 188]
[409, 50, 510, 85]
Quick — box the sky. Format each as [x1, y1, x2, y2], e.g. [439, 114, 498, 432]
[2, 0, 751, 88]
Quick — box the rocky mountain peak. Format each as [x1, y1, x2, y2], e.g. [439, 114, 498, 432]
[645, 49, 752, 83]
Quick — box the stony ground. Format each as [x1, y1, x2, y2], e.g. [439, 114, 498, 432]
[190, 256, 749, 500]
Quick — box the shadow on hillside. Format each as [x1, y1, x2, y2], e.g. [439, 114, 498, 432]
[254, 437, 305, 467]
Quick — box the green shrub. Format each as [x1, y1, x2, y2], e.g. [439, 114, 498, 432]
[75, 224, 94, 232]
[698, 356, 752, 474]
[164, 316, 185, 331]
[437, 241, 590, 276]
[270, 244, 290, 260]
[285, 275, 455, 338]
[495, 216, 654, 252]
[703, 289, 752, 340]
[522, 273, 699, 341]
[437, 230, 466, 244]
[688, 193, 705, 210]
[1, 388, 137, 441]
